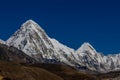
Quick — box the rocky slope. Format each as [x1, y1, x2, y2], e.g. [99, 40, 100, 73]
[0, 61, 64, 80]
[0, 43, 36, 63]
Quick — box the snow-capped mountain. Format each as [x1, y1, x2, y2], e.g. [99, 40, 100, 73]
[76, 42, 97, 56]
[76, 43, 110, 72]
[76, 43, 120, 72]
[6, 20, 80, 66]
[5, 19, 120, 73]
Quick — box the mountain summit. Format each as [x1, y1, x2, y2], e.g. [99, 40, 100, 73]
[6, 20, 79, 66]
[7, 19, 53, 56]
[5, 20, 120, 73]
[76, 42, 97, 56]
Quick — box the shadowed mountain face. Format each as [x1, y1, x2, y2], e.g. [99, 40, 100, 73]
[0, 44, 36, 63]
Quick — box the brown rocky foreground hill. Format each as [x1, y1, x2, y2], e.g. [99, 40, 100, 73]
[0, 61, 98, 80]
[0, 61, 120, 80]
[0, 61, 63, 80]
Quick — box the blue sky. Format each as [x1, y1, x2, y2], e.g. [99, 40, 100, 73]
[0, 0, 120, 54]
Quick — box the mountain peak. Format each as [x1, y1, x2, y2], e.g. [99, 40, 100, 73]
[7, 19, 55, 57]
[24, 19, 37, 25]
[81, 42, 95, 49]
[79, 42, 94, 50]
[81, 42, 91, 47]
[20, 19, 44, 31]
[76, 42, 97, 55]
[21, 19, 36, 28]
[6, 19, 77, 66]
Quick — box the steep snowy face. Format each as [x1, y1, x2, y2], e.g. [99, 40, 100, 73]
[7, 20, 54, 58]
[6, 20, 78, 65]
[76, 42, 109, 72]
[49, 38, 83, 66]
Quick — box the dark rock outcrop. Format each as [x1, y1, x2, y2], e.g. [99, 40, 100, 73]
[0, 44, 36, 63]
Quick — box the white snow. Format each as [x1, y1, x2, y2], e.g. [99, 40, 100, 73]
[76, 42, 97, 56]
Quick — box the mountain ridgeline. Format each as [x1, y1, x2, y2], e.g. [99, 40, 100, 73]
[0, 20, 120, 73]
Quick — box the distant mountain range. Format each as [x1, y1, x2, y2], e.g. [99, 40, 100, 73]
[0, 20, 120, 73]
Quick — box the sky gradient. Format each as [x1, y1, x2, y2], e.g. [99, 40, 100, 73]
[0, 0, 120, 54]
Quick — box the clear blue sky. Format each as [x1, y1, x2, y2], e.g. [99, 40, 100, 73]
[0, 0, 120, 54]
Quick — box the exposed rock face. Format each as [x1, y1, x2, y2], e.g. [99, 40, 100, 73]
[0, 44, 36, 63]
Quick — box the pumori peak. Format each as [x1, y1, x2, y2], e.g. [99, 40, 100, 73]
[22, 19, 38, 26]
[22, 19, 37, 27]
[7, 19, 53, 56]
[20, 19, 44, 31]
[6, 19, 77, 66]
